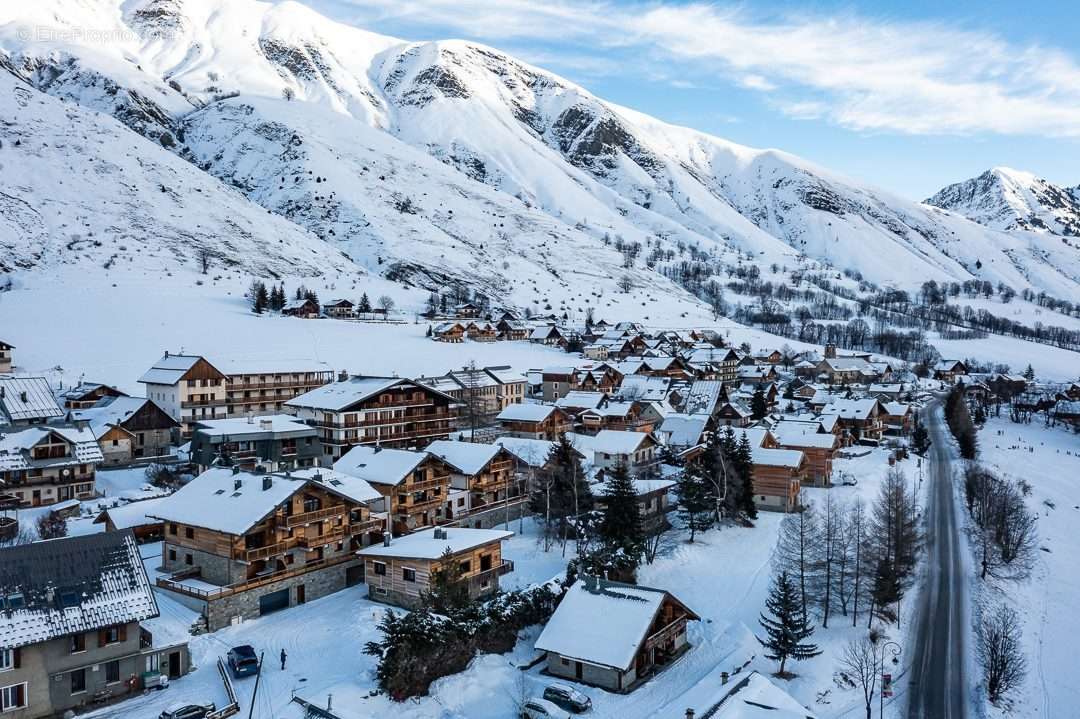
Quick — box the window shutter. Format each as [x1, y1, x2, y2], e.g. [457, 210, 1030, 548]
[13, 647, 20, 668]
[98, 630, 107, 647]
[15, 683, 24, 706]
[118, 624, 127, 642]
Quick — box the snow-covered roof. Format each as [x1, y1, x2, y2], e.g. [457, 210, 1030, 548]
[555, 391, 608, 410]
[0, 532, 158, 650]
[55, 381, 127, 403]
[497, 403, 559, 423]
[192, 414, 316, 438]
[535, 577, 697, 671]
[883, 402, 911, 417]
[683, 380, 724, 416]
[68, 396, 171, 437]
[335, 445, 428, 487]
[287, 376, 450, 411]
[494, 437, 557, 467]
[357, 527, 513, 560]
[282, 297, 316, 311]
[596, 476, 676, 497]
[0, 376, 64, 423]
[659, 414, 708, 447]
[704, 671, 818, 719]
[820, 357, 873, 371]
[426, 440, 503, 476]
[484, 367, 527, 385]
[581, 400, 636, 419]
[751, 447, 805, 469]
[95, 497, 169, 530]
[291, 467, 382, 505]
[821, 398, 881, 421]
[934, 359, 965, 371]
[148, 467, 304, 535]
[616, 375, 671, 402]
[215, 358, 333, 375]
[0, 425, 104, 472]
[568, 430, 652, 456]
[771, 425, 837, 450]
[138, 353, 217, 385]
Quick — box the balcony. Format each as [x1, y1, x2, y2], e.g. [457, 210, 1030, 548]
[406, 494, 444, 511]
[297, 526, 346, 547]
[465, 560, 514, 589]
[237, 536, 298, 562]
[349, 517, 385, 535]
[227, 378, 331, 391]
[180, 398, 227, 409]
[322, 411, 451, 429]
[285, 505, 346, 527]
[406, 475, 448, 492]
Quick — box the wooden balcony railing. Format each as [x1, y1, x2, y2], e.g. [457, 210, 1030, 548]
[406, 475, 448, 492]
[350, 517, 386, 535]
[238, 536, 298, 562]
[644, 616, 688, 651]
[285, 505, 346, 527]
[297, 526, 346, 548]
[181, 398, 228, 409]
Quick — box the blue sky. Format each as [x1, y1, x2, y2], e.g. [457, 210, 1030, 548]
[307, 0, 1080, 200]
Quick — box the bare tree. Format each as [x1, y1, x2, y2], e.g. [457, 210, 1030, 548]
[197, 246, 212, 274]
[774, 501, 822, 622]
[978, 603, 1026, 704]
[377, 295, 395, 313]
[617, 275, 633, 293]
[820, 493, 840, 628]
[839, 636, 879, 719]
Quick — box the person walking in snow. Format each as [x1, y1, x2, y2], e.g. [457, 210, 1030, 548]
[280, 648, 287, 670]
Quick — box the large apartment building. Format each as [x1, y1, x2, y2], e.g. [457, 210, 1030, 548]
[188, 415, 322, 473]
[139, 353, 336, 437]
[286, 376, 460, 460]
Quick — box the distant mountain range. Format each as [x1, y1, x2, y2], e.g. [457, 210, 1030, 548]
[1, 0, 1077, 306]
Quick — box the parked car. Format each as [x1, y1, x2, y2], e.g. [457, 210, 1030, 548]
[543, 683, 592, 713]
[227, 645, 260, 678]
[522, 697, 572, 719]
[159, 702, 215, 719]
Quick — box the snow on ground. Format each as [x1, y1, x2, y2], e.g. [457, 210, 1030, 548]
[975, 417, 1080, 718]
[72, 449, 919, 719]
[929, 334, 1079, 382]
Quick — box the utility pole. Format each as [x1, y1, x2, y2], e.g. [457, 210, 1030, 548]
[247, 651, 265, 719]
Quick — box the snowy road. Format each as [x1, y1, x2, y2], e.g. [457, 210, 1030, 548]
[907, 403, 968, 719]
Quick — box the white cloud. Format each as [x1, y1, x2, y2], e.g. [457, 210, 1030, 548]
[319, 0, 1080, 138]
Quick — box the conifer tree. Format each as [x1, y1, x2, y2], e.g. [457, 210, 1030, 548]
[751, 387, 768, 420]
[757, 571, 822, 677]
[735, 432, 757, 519]
[424, 547, 470, 614]
[676, 462, 713, 542]
[1022, 363, 1035, 381]
[530, 434, 593, 545]
[358, 292, 372, 314]
[911, 417, 931, 455]
[250, 279, 268, 314]
[599, 461, 644, 560]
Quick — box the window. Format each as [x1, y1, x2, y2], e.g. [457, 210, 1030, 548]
[169, 523, 177, 535]
[168, 549, 176, 562]
[459, 560, 471, 573]
[71, 668, 86, 694]
[402, 567, 416, 582]
[0, 683, 26, 711]
[0, 649, 12, 672]
[70, 634, 85, 653]
[184, 554, 193, 566]
[184, 527, 194, 539]
[373, 561, 387, 576]
[105, 660, 120, 684]
[103, 626, 120, 645]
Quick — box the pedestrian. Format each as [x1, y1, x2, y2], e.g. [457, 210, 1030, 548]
[280, 648, 287, 670]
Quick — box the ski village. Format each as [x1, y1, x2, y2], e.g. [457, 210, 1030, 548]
[2, 1, 1080, 718]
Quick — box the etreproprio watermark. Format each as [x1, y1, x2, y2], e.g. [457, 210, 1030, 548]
[17, 26, 144, 44]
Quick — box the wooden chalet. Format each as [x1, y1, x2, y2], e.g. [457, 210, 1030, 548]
[358, 527, 513, 609]
[535, 577, 699, 692]
[151, 467, 383, 631]
[426, 440, 519, 517]
[465, 321, 498, 342]
[496, 318, 530, 340]
[57, 382, 129, 410]
[281, 297, 321, 318]
[496, 404, 573, 440]
[433, 322, 467, 343]
[933, 359, 968, 383]
[322, 298, 356, 319]
[69, 397, 179, 465]
[335, 446, 452, 533]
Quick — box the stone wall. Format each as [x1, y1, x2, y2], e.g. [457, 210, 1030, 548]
[443, 501, 529, 530]
[545, 653, 630, 692]
[163, 543, 243, 586]
[204, 559, 361, 631]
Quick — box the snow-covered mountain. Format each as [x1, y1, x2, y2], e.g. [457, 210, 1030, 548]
[926, 167, 1080, 238]
[2, 0, 1079, 304]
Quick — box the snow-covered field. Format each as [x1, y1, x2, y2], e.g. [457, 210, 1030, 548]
[975, 417, 1080, 718]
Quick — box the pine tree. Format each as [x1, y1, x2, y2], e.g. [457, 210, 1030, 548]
[530, 434, 593, 546]
[358, 292, 372, 314]
[1022, 363, 1035, 381]
[757, 572, 822, 677]
[250, 279, 268, 314]
[599, 461, 644, 561]
[676, 462, 713, 542]
[911, 417, 931, 455]
[735, 432, 757, 519]
[304, 288, 319, 306]
[424, 547, 471, 614]
[751, 388, 768, 420]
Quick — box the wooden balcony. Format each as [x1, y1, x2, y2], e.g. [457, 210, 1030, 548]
[405, 494, 444, 511]
[644, 616, 688, 651]
[406, 475, 448, 492]
[297, 526, 346, 547]
[237, 536, 298, 562]
[181, 398, 227, 409]
[323, 411, 450, 429]
[350, 517, 386, 535]
[285, 505, 345, 527]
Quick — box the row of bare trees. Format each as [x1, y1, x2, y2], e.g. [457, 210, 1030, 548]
[963, 465, 1038, 581]
[774, 468, 921, 631]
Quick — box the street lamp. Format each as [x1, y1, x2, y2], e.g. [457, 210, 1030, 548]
[880, 640, 901, 718]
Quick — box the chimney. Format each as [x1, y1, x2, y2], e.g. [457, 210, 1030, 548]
[232, 466, 241, 475]
[262, 476, 273, 491]
[19, 391, 27, 403]
[247, 412, 255, 424]
[721, 671, 729, 685]
[685, 710, 695, 719]
[382, 533, 391, 547]
[373, 446, 381, 454]
[338, 370, 348, 382]
[234, 478, 242, 491]
[165, 350, 169, 358]
[313, 472, 323, 482]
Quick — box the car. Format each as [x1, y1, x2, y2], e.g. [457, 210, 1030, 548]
[159, 702, 215, 719]
[522, 697, 572, 719]
[542, 683, 592, 713]
[227, 645, 260, 678]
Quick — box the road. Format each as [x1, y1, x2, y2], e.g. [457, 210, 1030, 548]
[907, 402, 968, 719]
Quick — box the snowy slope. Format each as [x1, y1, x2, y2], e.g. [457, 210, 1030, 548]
[0, 67, 352, 276]
[927, 167, 1080, 238]
[2, 0, 1079, 301]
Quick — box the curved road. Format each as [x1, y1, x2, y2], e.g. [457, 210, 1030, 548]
[907, 403, 968, 719]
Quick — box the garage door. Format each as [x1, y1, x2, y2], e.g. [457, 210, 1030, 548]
[345, 564, 365, 587]
[258, 588, 290, 616]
